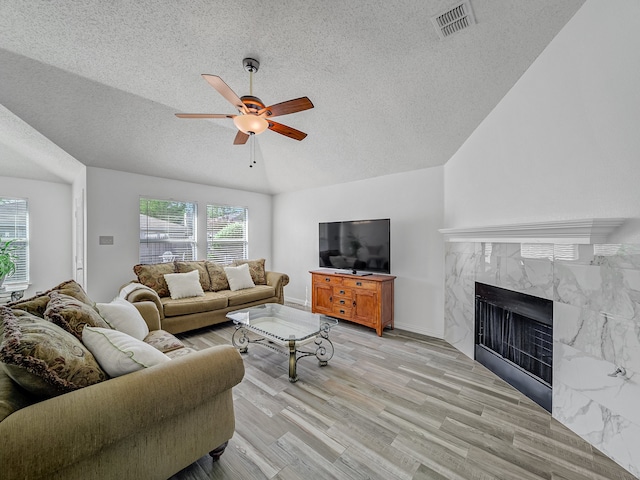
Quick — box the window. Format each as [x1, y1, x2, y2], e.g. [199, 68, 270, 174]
[207, 205, 248, 264]
[0, 197, 29, 285]
[139, 198, 196, 264]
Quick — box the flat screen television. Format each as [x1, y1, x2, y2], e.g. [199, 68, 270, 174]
[319, 218, 390, 275]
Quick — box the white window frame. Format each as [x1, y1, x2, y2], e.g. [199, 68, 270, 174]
[0, 197, 29, 286]
[139, 197, 197, 264]
[206, 205, 248, 264]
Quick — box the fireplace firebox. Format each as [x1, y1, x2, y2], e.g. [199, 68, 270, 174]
[475, 283, 553, 412]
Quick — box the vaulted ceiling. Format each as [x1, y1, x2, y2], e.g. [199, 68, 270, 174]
[0, 0, 584, 194]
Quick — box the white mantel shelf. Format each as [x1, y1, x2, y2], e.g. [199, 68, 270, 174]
[439, 218, 627, 244]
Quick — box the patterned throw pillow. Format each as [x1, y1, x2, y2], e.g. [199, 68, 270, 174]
[0, 307, 107, 397]
[205, 261, 230, 291]
[233, 259, 267, 285]
[133, 263, 176, 297]
[175, 261, 212, 291]
[44, 292, 112, 341]
[7, 279, 96, 318]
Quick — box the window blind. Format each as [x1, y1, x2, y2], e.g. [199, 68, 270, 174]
[206, 205, 248, 264]
[0, 197, 29, 285]
[139, 198, 196, 264]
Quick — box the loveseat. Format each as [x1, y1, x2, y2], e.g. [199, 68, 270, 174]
[0, 280, 245, 480]
[122, 259, 289, 334]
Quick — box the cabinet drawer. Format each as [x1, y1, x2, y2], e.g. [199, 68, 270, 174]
[333, 306, 352, 318]
[313, 274, 343, 286]
[333, 296, 353, 307]
[333, 287, 352, 298]
[343, 278, 377, 290]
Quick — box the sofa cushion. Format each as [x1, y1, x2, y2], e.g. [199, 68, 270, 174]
[224, 263, 255, 291]
[82, 327, 170, 377]
[0, 308, 106, 397]
[205, 261, 230, 291]
[97, 297, 149, 340]
[164, 269, 205, 300]
[175, 260, 212, 291]
[143, 329, 185, 353]
[226, 285, 276, 307]
[133, 262, 176, 297]
[161, 292, 228, 317]
[7, 279, 95, 318]
[233, 258, 267, 285]
[45, 292, 112, 341]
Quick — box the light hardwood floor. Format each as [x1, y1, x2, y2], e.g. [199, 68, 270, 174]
[169, 311, 637, 480]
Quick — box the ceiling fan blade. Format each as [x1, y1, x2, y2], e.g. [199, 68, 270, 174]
[268, 121, 308, 141]
[202, 74, 248, 114]
[259, 97, 314, 118]
[175, 113, 235, 119]
[233, 131, 250, 145]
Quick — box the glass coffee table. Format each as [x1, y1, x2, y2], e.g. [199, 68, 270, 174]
[226, 303, 337, 382]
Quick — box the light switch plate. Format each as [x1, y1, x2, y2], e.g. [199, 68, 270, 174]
[99, 236, 114, 245]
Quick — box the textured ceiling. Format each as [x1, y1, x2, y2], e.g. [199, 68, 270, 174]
[0, 0, 584, 193]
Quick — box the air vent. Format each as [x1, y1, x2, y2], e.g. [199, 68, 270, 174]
[431, 0, 476, 39]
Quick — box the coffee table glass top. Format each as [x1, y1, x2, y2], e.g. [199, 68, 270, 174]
[226, 303, 337, 343]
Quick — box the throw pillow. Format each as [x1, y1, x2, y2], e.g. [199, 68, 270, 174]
[163, 269, 205, 299]
[82, 327, 170, 377]
[0, 307, 107, 397]
[224, 263, 256, 291]
[7, 279, 96, 318]
[133, 262, 176, 297]
[175, 261, 212, 291]
[233, 258, 267, 285]
[205, 261, 230, 291]
[96, 298, 149, 340]
[45, 292, 112, 340]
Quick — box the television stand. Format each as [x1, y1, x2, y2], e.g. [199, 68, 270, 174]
[310, 270, 396, 336]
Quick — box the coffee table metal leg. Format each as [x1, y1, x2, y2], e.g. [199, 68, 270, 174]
[288, 337, 298, 383]
[232, 326, 250, 353]
[314, 336, 334, 366]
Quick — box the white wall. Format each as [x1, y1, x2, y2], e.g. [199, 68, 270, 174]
[273, 166, 444, 337]
[0, 176, 73, 296]
[444, 0, 640, 229]
[86, 167, 272, 302]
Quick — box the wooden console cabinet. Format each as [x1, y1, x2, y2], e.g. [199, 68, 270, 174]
[310, 270, 395, 336]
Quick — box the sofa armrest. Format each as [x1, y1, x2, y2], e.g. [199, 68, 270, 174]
[132, 300, 162, 331]
[121, 282, 165, 320]
[0, 345, 244, 480]
[266, 271, 289, 303]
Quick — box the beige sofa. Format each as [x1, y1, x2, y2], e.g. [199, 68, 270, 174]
[122, 259, 289, 334]
[0, 282, 245, 480]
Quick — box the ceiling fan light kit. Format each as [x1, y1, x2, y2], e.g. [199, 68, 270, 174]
[176, 57, 313, 145]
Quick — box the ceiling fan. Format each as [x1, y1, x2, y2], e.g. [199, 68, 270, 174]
[176, 58, 314, 145]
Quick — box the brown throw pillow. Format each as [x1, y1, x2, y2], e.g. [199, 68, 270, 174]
[205, 261, 230, 291]
[7, 279, 96, 318]
[0, 307, 107, 397]
[133, 263, 176, 297]
[175, 261, 212, 291]
[44, 292, 112, 340]
[233, 259, 266, 285]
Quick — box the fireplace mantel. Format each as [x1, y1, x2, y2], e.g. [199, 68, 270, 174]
[439, 218, 627, 244]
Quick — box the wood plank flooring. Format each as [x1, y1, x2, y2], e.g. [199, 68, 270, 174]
[169, 310, 637, 480]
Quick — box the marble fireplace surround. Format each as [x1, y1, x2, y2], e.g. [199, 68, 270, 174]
[442, 218, 640, 477]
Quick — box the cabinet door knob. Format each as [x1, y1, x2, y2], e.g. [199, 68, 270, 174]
[329, 296, 333, 303]
[353, 301, 356, 307]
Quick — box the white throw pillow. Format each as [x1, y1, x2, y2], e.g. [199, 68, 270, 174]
[163, 269, 205, 299]
[82, 327, 170, 377]
[96, 297, 149, 340]
[224, 263, 256, 291]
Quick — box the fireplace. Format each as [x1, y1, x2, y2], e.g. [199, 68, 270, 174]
[475, 283, 553, 412]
